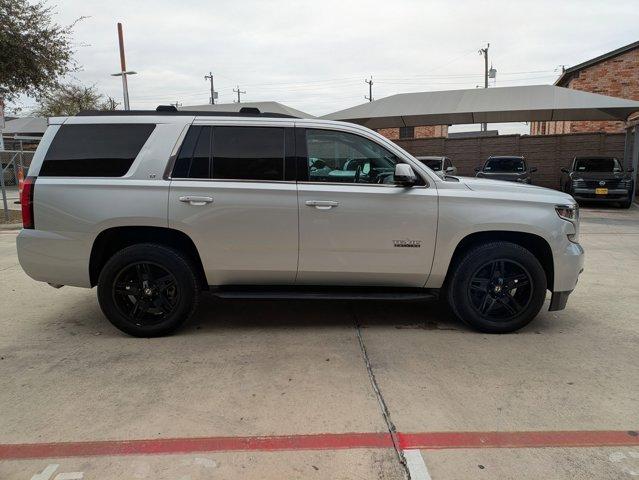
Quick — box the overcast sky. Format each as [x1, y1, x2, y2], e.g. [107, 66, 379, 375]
[14, 0, 639, 133]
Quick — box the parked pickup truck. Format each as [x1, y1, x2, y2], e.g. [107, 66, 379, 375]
[17, 108, 584, 337]
[560, 156, 635, 209]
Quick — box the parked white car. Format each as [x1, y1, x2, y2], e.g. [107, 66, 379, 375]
[17, 107, 584, 336]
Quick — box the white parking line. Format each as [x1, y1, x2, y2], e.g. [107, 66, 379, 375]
[404, 449, 432, 480]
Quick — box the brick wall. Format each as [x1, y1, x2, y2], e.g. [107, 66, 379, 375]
[377, 125, 448, 140]
[394, 132, 627, 190]
[531, 47, 639, 135]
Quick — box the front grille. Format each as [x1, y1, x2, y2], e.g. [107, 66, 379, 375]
[581, 179, 623, 188]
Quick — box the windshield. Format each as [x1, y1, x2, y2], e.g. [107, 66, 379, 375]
[420, 159, 442, 171]
[574, 157, 621, 172]
[484, 157, 525, 173]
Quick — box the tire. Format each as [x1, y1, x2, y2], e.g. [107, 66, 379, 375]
[97, 243, 200, 337]
[447, 241, 547, 333]
[620, 198, 633, 209]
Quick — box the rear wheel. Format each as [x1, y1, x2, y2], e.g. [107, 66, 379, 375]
[447, 241, 547, 333]
[97, 243, 200, 337]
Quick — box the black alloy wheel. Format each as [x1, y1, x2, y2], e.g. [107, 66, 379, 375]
[468, 259, 533, 321]
[97, 243, 199, 337]
[112, 262, 180, 326]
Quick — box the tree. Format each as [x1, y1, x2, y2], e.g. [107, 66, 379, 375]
[0, 0, 79, 102]
[33, 83, 119, 117]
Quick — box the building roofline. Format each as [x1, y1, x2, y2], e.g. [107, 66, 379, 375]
[555, 40, 639, 86]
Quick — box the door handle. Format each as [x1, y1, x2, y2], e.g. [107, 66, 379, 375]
[179, 195, 213, 206]
[305, 200, 339, 209]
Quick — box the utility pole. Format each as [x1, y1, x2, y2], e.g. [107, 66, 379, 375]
[204, 71, 217, 104]
[364, 76, 374, 102]
[111, 22, 137, 110]
[478, 43, 490, 132]
[233, 85, 245, 103]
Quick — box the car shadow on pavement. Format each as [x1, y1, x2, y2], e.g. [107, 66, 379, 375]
[184, 294, 466, 334]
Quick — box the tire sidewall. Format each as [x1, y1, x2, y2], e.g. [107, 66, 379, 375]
[449, 242, 547, 333]
[97, 244, 199, 337]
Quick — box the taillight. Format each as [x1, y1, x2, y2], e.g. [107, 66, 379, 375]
[21, 176, 36, 229]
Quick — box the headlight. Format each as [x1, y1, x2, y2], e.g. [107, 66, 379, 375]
[556, 204, 579, 242]
[556, 204, 579, 221]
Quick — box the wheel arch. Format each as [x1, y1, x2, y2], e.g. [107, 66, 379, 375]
[443, 231, 554, 292]
[89, 226, 207, 289]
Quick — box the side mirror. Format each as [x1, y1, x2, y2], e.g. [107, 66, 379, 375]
[445, 166, 455, 173]
[561, 167, 569, 174]
[474, 166, 481, 172]
[394, 164, 417, 186]
[529, 166, 538, 173]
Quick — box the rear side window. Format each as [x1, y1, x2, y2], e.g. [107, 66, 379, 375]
[172, 126, 212, 179]
[172, 126, 286, 181]
[212, 127, 284, 181]
[40, 124, 155, 177]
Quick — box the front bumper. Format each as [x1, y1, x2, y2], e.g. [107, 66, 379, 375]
[549, 239, 584, 311]
[573, 188, 630, 202]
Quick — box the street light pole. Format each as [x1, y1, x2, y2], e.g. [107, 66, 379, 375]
[111, 23, 137, 110]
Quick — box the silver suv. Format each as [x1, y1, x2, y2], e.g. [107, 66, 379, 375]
[17, 108, 584, 336]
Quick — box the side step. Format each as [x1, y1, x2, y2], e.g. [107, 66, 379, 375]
[209, 286, 438, 301]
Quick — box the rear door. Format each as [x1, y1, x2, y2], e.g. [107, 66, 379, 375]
[168, 122, 299, 285]
[295, 126, 438, 287]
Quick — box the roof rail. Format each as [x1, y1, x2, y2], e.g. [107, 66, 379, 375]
[76, 108, 298, 118]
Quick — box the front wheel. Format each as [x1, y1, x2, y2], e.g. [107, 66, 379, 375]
[447, 241, 547, 333]
[97, 243, 200, 337]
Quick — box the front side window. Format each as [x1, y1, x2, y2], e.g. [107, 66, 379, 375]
[484, 157, 526, 173]
[41, 124, 155, 177]
[574, 157, 621, 172]
[305, 129, 402, 185]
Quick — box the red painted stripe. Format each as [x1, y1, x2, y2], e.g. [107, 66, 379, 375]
[0, 430, 637, 461]
[399, 430, 639, 450]
[0, 432, 392, 460]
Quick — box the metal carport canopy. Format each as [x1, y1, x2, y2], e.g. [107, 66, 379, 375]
[321, 85, 639, 128]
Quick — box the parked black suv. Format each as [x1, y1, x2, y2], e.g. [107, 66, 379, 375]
[560, 156, 635, 209]
[475, 156, 537, 184]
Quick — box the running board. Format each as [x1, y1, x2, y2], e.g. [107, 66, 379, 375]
[210, 287, 438, 301]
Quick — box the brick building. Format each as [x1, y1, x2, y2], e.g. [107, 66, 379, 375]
[531, 40, 639, 135]
[377, 124, 448, 140]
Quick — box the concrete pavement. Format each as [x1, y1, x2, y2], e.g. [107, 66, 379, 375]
[0, 205, 637, 479]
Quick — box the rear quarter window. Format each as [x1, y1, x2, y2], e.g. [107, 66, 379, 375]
[40, 124, 155, 177]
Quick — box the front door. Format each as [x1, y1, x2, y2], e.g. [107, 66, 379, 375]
[296, 128, 438, 287]
[169, 124, 298, 285]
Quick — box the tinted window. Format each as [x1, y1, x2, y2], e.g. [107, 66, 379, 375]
[171, 126, 201, 178]
[212, 127, 284, 181]
[306, 129, 404, 185]
[484, 157, 525, 172]
[41, 124, 155, 177]
[420, 159, 442, 171]
[574, 157, 621, 172]
[189, 128, 211, 178]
